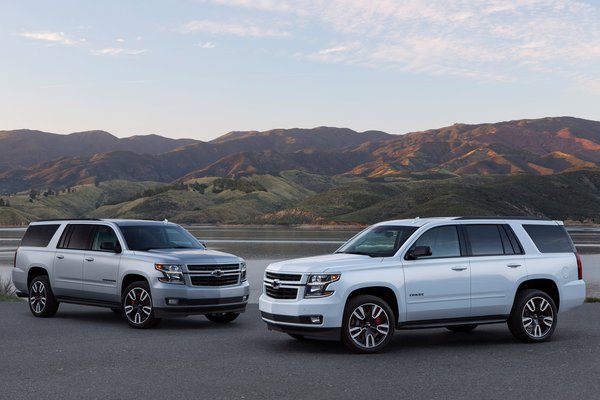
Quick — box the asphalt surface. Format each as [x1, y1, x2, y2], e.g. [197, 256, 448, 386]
[1, 301, 599, 400]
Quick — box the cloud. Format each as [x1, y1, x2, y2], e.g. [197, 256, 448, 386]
[18, 31, 82, 46]
[209, 0, 307, 15]
[213, 0, 600, 84]
[180, 20, 289, 38]
[90, 48, 147, 56]
[197, 41, 217, 49]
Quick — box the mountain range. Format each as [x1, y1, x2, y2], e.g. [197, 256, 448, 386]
[1, 116, 600, 192]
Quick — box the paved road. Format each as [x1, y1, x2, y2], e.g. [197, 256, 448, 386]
[1, 301, 599, 400]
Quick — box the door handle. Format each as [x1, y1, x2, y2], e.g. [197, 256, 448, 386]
[85, 257, 94, 262]
[451, 266, 467, 271]
[507, 263, 521, 268]
[56, 255, 64, 260]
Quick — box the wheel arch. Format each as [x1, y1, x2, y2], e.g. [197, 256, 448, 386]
[515, 279, 560, 310]
[345, 286, 400, 324]
[27, 266, 49, 288]
[121, 273, 149, 294]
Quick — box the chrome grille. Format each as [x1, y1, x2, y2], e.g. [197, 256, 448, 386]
[265, 272, 302, 282]
[187, 263, 241, 287]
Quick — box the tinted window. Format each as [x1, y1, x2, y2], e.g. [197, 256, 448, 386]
[59, 224, 96, 250]
[21, 224, 60, 247]
[411, 226, 461, 258]
[465, 225, 504, 256]
[523, 224, 574, 253]
[336, 225, 418, 257]
[118, 224, 204, 251]
[91, 226, 120, 252]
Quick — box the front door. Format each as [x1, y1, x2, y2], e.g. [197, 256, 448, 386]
[403, 225, 471, 321]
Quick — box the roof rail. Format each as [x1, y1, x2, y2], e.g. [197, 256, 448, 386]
[34, 218, 102, 222]
[454, 216, 552, 221]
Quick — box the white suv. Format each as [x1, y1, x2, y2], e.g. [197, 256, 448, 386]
[259, 217, 586, 353]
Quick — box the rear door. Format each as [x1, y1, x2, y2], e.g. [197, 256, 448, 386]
[465, 224, 526, 317]
[53, 224, 95, 298]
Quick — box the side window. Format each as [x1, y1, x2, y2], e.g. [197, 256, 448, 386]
[58, 224, 95, 250]
[91, 226, 120, 252]
[21, 224, 60, 247]
[522, 224, 574, 253]
[411, 226, 461, 258]
[464, 225, 504, 256]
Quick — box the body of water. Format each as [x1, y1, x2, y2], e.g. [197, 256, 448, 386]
[1, 225, 599, 300]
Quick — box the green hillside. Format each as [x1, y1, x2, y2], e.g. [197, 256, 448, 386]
[2, 170, 600, 226]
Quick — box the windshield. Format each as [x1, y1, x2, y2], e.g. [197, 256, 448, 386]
[336, 225, 418, 257]
[118, 224, 204, 251]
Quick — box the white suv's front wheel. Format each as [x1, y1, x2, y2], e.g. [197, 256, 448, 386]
[342, 295, 396, 354]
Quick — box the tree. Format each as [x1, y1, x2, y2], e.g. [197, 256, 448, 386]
[0, 198, 4, 207]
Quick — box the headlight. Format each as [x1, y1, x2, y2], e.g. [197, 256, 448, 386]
[304, 274, 341, 298]
[155, 264, 184, 284]
[240, 261, 247, 282]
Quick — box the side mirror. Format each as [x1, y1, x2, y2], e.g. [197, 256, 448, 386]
[101, 242, 122, 253]
[406, 246, 432, 260]
[198, 240, 207, 249]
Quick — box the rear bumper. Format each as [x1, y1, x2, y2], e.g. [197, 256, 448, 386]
[559, 279, 586, 312]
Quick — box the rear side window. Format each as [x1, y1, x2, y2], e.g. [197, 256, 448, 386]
[58, 224, 96, 250]
[523, 224, 575, 253]
[463, 224, 523, 256]
[21, 224, 60, 247]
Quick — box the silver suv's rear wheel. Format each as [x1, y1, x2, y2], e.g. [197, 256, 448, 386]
[508, 289, 557, 342]
[342, 295, 395, 354]
[122, 281, 160, 329]
[28, 275, 59, 318]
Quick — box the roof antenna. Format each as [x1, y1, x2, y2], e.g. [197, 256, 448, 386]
[412, 216, 420, 224]
[163, 219, 169, 224]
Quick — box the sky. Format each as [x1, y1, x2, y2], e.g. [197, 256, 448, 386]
[1, 0, 600, 141]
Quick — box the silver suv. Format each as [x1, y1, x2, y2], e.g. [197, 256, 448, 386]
[259, 217, 586, 353]
[13, 219, 249, 328]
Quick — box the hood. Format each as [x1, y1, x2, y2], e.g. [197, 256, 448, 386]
[130, 248, 242, 264]
[267, 253, 382, 274]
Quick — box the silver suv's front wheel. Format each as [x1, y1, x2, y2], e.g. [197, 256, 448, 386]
[342, 295, 396, 354]
[122, 281, 161, 329]
[508, 289, 557, 342]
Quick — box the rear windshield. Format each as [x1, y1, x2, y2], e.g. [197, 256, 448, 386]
[522, 224, 575, 253]
[21, 224, 60, 247]
[336, 225, 418, 257]
[118, 224, 204, 251]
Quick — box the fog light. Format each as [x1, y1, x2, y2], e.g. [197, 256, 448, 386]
[310, 316, 322, 324]
[243, 295, 249, 301]
[167, 298, 180, 305]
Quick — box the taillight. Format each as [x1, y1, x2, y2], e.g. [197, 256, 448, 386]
[576, 252, 583, 280]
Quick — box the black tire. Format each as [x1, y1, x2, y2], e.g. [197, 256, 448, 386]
[205, 312, 239, 323]
[342, 295, 396, 354]
[446, 324, 478, 333]
[110, 308, 121, 314]
[508, 289, 557, 343]
[122, 281, 160, 329]
[28, 275, 59, 318]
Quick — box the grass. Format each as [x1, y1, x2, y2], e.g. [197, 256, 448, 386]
[0, 277, 19, 302]
[585, 297, 600, 303]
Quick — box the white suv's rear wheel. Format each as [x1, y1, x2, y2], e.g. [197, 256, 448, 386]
[508, 289, 557, 342]
[342, 295, 395, 354]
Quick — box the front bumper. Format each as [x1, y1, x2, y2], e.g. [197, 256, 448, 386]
[152, 280, 250, 317]
[259, 292, 344, 339]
